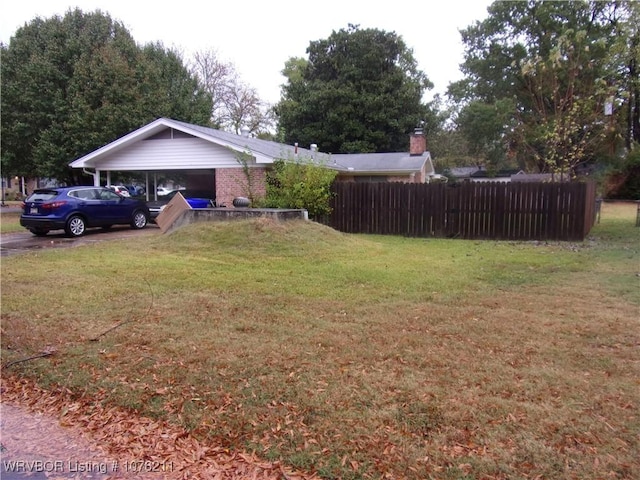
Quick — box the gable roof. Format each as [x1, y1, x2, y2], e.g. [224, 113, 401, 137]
[70, 117, 325, 168]
[69, 117, 432, 176]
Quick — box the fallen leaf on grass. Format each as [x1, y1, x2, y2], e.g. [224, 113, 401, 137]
[1, 375, 320, 480]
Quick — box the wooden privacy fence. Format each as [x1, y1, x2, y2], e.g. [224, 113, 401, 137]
[328, 181, 598, 241]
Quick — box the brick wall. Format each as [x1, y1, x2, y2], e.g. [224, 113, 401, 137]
[215, 167, 267, 207]
[409, 128, 426, 155]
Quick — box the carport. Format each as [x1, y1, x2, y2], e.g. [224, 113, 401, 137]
[68, 118, 304, 207]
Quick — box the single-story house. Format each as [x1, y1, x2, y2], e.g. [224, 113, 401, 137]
[510, 172, 556, 183]
[447, 166, 571, 184]
[69, 118, 444, 207]
[447, 166, 525, 183]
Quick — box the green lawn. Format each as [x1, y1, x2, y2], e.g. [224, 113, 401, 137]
[1, 202, 638, 479]
[0, 206, 23, 233]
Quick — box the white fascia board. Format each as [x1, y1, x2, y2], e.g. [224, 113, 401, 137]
[424, 151, 434, 171]
[360, 170, 419, 175]
[215, 144, 275, 165]
[253, 153, 274, 164]
[327, 165, 410, 175]
[334, 165, 426, 175]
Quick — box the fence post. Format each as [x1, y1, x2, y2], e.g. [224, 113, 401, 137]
[594, 197, 602, 224]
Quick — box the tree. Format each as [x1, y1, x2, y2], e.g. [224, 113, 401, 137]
[1, 9, 212, 184]
[221, 79, 275, 136]
[606, 1, 640, 149]
[139, 43, 212, 125]
[275, 24, 436, 154]
[189, 49, 275, 136]
[449, 1, 631, 175]
[515, 27, 614, 175]
[457, 98, 516, 170]
[189, 49, 235, 128]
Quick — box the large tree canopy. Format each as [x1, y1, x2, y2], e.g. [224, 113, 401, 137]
[1, 9, 212, 184]
[275, 25, 436, 154]
[448, 0, 636, 176]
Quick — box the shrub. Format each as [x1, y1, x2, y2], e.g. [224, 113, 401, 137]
[264, 159, 337, 219]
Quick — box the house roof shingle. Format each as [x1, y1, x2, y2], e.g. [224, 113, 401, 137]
[70, 118, 434, 177]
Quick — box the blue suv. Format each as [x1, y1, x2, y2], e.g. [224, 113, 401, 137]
[20, 186, 150, 237]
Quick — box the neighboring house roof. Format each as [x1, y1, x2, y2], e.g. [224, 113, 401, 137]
[471, 168, 523, 178]
[448, 166, 525, 182]
[448, 166, 482, 178]
[510, 173, 554, 182]
[69, 117, 434, 178]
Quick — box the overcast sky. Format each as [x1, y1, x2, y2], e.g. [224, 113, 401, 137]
[1, 0, 493, 105]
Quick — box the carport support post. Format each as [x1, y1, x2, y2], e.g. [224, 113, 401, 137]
[154, 173, 159, 200]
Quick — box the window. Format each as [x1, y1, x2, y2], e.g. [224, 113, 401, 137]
[25, 190, 58, 201]
[70, 188, 99, 200]
[99, 189, 120, 200]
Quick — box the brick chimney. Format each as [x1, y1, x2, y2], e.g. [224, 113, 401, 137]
[409, 127, 426, 156]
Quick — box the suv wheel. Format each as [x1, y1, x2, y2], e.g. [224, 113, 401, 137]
[131, 210, 148, 229]
[65, 215, 86, 237]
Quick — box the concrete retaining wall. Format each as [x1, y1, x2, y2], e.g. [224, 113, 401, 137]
[165, 208, 308, 233]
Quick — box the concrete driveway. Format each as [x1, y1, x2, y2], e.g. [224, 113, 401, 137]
[0, 224, 159, 257]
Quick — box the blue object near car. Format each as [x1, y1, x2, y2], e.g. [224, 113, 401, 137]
[184, 198, 212, 209]
[146, 189, 216, 221]
[20, 186, 150, 237]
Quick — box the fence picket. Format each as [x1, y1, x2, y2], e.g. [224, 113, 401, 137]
[329, 181, 597, 241]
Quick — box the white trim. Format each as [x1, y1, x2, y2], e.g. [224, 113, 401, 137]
[69, 118, 264, 170]
[68, 119, 441, 180]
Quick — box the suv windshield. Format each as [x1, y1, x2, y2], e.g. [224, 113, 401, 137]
[25, 190, 59, 202]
